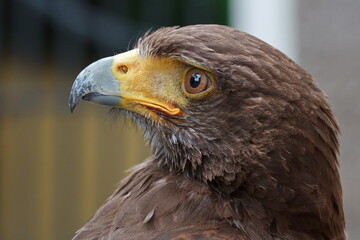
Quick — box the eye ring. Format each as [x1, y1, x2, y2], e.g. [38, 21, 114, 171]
[184, 68, 211, 95]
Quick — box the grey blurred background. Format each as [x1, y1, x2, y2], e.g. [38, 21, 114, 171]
[0, 0, 359, 239]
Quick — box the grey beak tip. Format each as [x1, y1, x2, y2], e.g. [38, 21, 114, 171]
[69, 104, 76, 114]
[69, 92, 79, 114]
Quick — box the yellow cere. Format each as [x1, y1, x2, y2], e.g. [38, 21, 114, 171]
[111, 49, 190, 116]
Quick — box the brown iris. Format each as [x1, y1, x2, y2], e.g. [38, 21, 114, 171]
[184, 68, 211, 94]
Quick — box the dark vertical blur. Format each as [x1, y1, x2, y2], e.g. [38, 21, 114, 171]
[0, 0, 228, 239]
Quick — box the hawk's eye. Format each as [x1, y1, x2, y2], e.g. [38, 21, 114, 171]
[184, 68, 211, 94]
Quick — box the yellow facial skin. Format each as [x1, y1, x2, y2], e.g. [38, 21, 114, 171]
[102, 49, 216, 122]
[110, 49, 186, 118]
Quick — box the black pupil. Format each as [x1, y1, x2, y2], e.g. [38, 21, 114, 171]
[190, 73, 201, 88]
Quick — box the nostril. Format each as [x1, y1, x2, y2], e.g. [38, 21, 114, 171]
[117, 64, 128, 74]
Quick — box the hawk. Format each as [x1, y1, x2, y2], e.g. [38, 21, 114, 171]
[69, 25, 346, 240]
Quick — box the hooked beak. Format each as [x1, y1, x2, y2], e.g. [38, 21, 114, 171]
[69, 56, 121, 113]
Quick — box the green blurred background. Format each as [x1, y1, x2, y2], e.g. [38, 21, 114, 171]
[1, 0, 359, 239]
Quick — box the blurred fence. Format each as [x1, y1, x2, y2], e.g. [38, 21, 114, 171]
[0, 85, 149, 240]
[0, 0, 227, 239]
[0, 21, 149, 240]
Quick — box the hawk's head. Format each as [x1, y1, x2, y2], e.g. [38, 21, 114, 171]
[69, 25, 345, 240]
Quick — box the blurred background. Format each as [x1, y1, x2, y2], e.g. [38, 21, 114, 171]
[0, 0, 359, 239]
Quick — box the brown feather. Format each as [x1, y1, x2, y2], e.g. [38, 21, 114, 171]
[73, 159, 249, 240]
